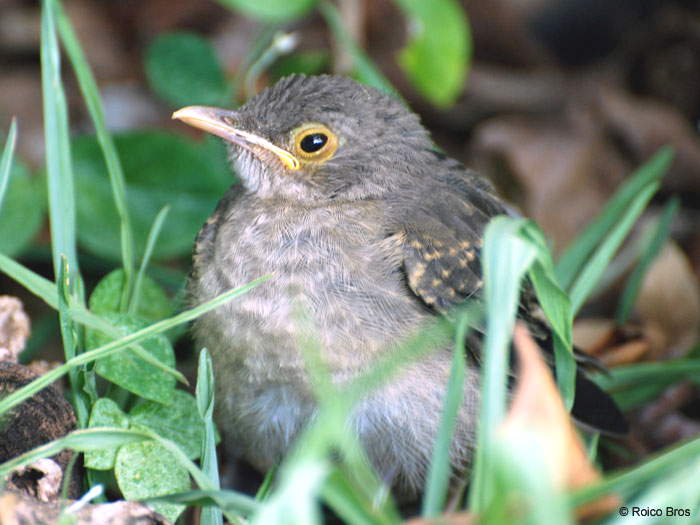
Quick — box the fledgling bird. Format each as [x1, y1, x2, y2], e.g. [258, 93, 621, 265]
[173, 74, 626, 497]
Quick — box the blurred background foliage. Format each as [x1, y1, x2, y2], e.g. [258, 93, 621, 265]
[1, 0, 700, 520]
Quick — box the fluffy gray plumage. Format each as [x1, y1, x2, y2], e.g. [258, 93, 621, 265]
[187, 74, 624, 497]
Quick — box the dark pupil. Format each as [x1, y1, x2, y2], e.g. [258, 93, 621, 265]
[300, 133, 328, 153]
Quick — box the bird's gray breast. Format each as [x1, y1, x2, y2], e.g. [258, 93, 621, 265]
[190, 195, 429, 382]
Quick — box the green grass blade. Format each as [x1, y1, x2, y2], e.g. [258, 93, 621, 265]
[318, 1, 398, 97]
[615, 197, 679, 325]
[0, 277, 267, 417]
[0, 427, 151, 478]
[0, 251, 186, 383]
[58, 255, 90, 426]
[521, 221, 576, 409]
[469, 216, 537, 511]
[129, 205, 170, 315]
[593, 358, 700, 411]
[54, 0, 135, 310]
[556, 147, 673, 290]
[255, 467, 277, 501]
[569, 436, 700, 507]
[0, 118, 18, 212]
[146, 490, 259, 517]
[0, 253, 57, 308]
[422, 309, 472, 516]
[40, 0, 81, 286]
[196, 348, 224, 525]
[569, 183, 659, 315]
[321, 470, 393, 525]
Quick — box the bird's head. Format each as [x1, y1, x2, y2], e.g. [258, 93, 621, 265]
[173, 74, 432, 202]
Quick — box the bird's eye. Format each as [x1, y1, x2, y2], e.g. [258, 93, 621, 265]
[300, 133, 327, 153]
[292, 124, 338, 163]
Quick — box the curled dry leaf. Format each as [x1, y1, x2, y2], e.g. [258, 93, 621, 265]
[7, 458, 63, 503]
[404, 511, 475, 525]
[636, 242, 700, 359]
[500, 324, 620, 521]
[572, 318, 617, 357]
[0, 296, 30, 363]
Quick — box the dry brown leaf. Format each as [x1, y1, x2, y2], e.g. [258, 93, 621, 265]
[596, 87, 700, 193]
[500, 324, 620, 521]
[470, 115, 626, 252]
[598, 340, 650, 368]
[0, 296, 30, 363]
[572, 318, 616, 356]
[404, 511, 474, 525]
[636, 242, 700, 359]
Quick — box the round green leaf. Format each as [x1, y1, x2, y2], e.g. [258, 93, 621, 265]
[129, 390, 203, 460]
[395, 0, 471, 107]
[89, 269, 173, 322]
[115, 440, 189, 523]
[85, 398, 130, 470]
[145, 32, 227, 108]
[216, 0, 318, 22]
[88, 313, 176, 404]
[0, 162, 45, 256]
[74, 131, 232, 261]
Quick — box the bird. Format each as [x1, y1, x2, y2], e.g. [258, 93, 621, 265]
[173, 74, 626, 497]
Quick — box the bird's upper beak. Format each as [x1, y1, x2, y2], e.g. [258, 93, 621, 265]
[172, 106, 300, 171]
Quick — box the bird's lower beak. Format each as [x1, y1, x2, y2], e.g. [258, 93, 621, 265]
[172, 106, 300, 171]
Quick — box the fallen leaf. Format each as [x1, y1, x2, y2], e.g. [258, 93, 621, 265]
[0, 296, 30, 363]
[500, 324, 620, 520]
[572, 318, 616, 357]
[636, 242, 700, 359]
[596, 87, 700, 194]
[470, 115, 626, 252]
[598, 340, 650, 368]
[404, 511, 474, 525]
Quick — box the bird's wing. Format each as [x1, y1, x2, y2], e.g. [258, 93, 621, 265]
[390, 162, 628, 436]
[394, 165, 507, 314]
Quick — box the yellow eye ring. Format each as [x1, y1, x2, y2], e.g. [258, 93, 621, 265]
[292, 124, 338, 163]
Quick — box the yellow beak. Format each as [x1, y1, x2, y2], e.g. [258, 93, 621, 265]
[172, 106, 300, 171]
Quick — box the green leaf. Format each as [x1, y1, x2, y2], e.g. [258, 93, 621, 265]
[395, 0, 471, 107]
[129, 390, 204, 460]
[85, 398, 130, 470]
[145, 33, 227, 108]
[0, 277, 266, 417]
[271, 51, 329, 79]
[89, 269, 173, 321]
[89, 313, 176, 404]
[216, 0, 318, 22]
[0, 162, 46, 257]
[115, 439, 190, 523]
[74, 131, 231, 261]
[0, 427, 151, 478]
